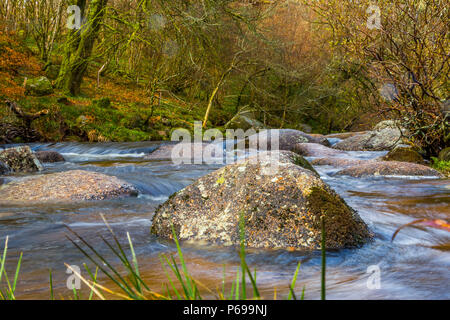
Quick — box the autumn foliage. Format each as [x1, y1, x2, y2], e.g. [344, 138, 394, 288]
[0, 30, 41, 100]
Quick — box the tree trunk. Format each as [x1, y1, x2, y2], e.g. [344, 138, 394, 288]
[56, 0, 108, 95]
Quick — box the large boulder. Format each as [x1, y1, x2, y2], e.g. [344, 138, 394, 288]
[335, 161, 443, 178]
[0, 146, 43, 173]
[0, 170, 137, 203]
[333, 120, 405, 151]
[25, 76, 54, 96]
[380, 145, 425, 164]
[151, 151, 372, 250]
[35, 150, 66, 163]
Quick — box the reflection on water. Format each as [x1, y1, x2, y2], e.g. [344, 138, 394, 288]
[0, 142, 448, 299]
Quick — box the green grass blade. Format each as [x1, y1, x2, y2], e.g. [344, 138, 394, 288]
[239, 212, 246, 300]
[170, 225, 193, 295]
[0, 236, 8, 283]
[321, 215, 326, 301]
[159, 254, 182, 300]
[65, 233, 138, 299]
[287, 262, 301, 300]
[12, 252, 22, 293]
[49, 269, 54, 300]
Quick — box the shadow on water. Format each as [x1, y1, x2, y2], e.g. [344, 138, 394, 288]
[0, 142, 449, 299]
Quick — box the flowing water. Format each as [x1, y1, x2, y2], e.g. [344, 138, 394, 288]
[0, 141, 449, 299]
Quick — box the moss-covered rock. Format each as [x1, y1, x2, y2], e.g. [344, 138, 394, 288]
[25, 76, 54, 96]
[151, 151, 372, 250]
[381, 145, 425, 164]
[0, 146, 43, 173]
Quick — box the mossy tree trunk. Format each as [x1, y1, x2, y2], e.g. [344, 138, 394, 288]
[56, 0, 108, 96]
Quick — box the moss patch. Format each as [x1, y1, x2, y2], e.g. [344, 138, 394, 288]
[306, 186, 370, 248]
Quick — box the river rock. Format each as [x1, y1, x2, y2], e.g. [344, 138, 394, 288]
[151, 151, 372, 250]
[325, 132, 368, 140]
[333, 121, 405, 151]
[293, 143, 346, 157]
[0, 170, 137, 203]
[380, 145, 425, 164]
[145, 142, 222, 162]
[335, 161, 443, 178]
[0, 146, 43, 173]
[310, 158, 368, 168]
[35, 150, 66, 163]
[248, 129, 331, 152]
[25, 76, 54, 96]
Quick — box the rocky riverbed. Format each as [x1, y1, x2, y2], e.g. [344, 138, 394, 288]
[0, 129, 448, 299]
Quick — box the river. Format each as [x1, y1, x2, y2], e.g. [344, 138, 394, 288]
[0, 141, 448, 299]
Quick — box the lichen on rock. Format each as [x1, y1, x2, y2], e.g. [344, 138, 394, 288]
[0, 170, 137, 203]
[151, 150, 372, 250]
[0, 146, 43, 173]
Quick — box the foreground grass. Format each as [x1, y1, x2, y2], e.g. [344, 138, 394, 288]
[431, 158, 450, 177]
[0, 214, 326, 300]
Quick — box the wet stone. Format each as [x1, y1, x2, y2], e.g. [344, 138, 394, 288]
[0, 170, 138, 204]
[151, 151, 372, 250]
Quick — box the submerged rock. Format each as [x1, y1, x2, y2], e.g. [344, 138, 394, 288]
[335, 161, 443, 178]
[35, 150, 66, 163]
[0, 170, 137, 203]
[151, 151, 372, 250]
[380, 145, 425, 164]
[0, 146, 43, 173]
[333, 120, 405, 151]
